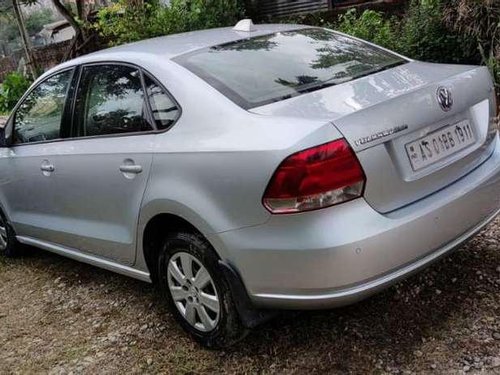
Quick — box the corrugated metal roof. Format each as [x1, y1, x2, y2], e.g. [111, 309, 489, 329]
[253, 0, 330, 18]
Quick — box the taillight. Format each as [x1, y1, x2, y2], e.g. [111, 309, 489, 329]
[263, 139, 366, 214]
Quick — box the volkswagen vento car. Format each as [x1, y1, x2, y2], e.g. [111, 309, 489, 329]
[0, 20, 499, 348]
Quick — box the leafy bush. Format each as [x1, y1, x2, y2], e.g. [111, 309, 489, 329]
[334, 2, 476, 64]
[398, 0, 476, 64]
[336, 9, 399, 51]
[443, 0, 500, 88]
[95, 0, 244, 46]
[443, 0, 499, 51]
[482, 48, 500, 90]
[25, 9, 55, 36]
[0, 72, 32, 114]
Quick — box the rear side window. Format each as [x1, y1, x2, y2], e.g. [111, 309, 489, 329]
[175, 28, 406, 109]
[74, 65, 153, 137]
[13, 69, 72, 144]
[144, 75, 180, 130]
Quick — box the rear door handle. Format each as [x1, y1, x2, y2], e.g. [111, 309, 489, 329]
[119, 165, 142, 174]
[40, 164, 55, 172]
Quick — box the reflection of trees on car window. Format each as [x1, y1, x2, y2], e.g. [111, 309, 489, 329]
[213, 35, 278, 52]
[311, 42, 394, 71]
[75, 65, 152, 136]
[181, 28, 406, 108]
[14, 70, 71, 144]
[144, 75, 180, 130]
[275, 75, 320, 89]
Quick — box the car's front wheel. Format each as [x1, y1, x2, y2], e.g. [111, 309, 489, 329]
[157, 231, 248, 348]
[0, 212, 23, 257]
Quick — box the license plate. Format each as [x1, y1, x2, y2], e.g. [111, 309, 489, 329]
[406, 120, 475, 171]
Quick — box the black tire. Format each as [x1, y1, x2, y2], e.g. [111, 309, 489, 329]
[157, 231, 248, 348]
[0, 211, 23, 257]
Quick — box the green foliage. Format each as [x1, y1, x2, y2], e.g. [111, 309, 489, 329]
[25, 8, 55, 35]
[0, 12, 21, 52]
[336, 9, 399, 51]
[332, 1, 477, 64]
[95, 0, 244, 46]
[0, 72, 32, 113]
[398, 0, 476, 63]
[0, 6, 56, 53]
[481, 45, 500, 90]
[443, 0, 500, 87]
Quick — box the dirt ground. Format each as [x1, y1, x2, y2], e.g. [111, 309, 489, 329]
[0, 218, 498, 374]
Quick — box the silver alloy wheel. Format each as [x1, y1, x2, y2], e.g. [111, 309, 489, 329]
[167, 252, 220, 332]
[0, 217, 7, 251]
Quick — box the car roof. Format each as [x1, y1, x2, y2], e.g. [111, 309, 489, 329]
[71, 23, 305, 63]
[113, 24, 304, 57]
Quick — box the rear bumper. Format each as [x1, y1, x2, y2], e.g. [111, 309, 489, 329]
[211, 134, 500, 309]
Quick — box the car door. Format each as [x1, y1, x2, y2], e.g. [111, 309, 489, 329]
[43, 63, 179, 265]
[0, 68, 75, 242]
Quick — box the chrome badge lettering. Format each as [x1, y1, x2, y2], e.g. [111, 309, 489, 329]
[354, 125, 408, 146]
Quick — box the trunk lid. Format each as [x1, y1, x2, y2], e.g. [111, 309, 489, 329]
[251, 61, 498, 213]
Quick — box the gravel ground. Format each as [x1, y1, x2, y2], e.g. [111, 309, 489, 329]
[0, 219, 499, 374]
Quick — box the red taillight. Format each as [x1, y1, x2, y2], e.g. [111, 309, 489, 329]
[263, 139, 366, 214]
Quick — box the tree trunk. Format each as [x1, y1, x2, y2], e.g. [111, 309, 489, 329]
[76, 0, 84, 22]
[11, 0, 37, 78]
[50, 0, 84, 41]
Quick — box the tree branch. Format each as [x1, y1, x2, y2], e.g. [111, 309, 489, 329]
[50, 0, 83, 40]
[76, 0, 84, 21]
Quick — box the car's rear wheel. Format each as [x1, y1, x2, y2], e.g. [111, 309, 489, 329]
[157, 231, 248, 348]
[0, 212, 23, 257]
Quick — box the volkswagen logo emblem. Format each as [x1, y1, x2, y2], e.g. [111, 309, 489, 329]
[436, 86, 453, 112]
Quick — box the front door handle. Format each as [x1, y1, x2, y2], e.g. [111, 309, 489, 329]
[119, 165, 142, 174]
[40, 165, 55, 172]
[40, 160, 55, 175]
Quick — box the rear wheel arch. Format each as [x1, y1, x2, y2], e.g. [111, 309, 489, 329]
[142, 213, 221, 283]
[141, 212, 275, 332]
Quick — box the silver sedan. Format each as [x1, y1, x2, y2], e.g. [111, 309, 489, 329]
[0, 21, 499, 347]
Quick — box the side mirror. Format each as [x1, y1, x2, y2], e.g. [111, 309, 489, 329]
[0, 127, 6, 147]
[0, 115, 13, 147]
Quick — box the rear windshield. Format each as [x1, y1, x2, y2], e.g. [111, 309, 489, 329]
[175, 28, 407, 109]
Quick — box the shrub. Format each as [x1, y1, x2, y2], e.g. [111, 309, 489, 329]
[0, 72, 32, 114]
[481, 47, 500, 90]
[336, 9, 399, 51]
[443, 0, 500, 88]
[328, 1, 477, 65]
[443, 0, 499, 51]
[95, 0, 244, 46]
[398, 0, 476, 64]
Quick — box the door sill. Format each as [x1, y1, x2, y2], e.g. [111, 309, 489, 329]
[16, 235, 152, 283]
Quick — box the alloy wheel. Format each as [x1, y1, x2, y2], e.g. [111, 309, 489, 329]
[167, 252, 220, 332]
